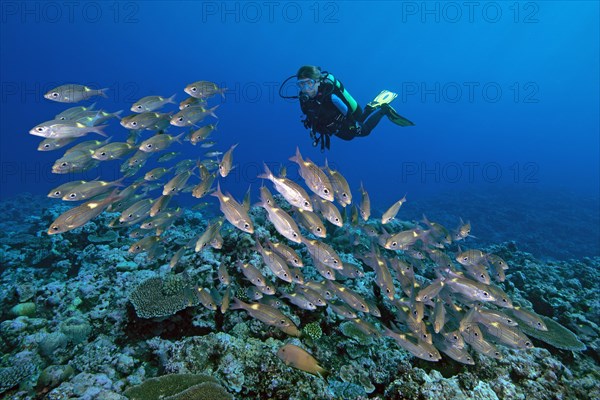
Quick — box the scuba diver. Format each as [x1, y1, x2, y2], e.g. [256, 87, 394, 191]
[279, 65, 414, 150]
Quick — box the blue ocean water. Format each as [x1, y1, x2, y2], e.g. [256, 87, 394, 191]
[0, 3, 599, 399]
[1, 1, 598, 261]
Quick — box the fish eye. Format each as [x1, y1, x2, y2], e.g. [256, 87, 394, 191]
[391, 241, 397, 247]
[323, 189, 329, 194]
[131, 122, 137, 126]
[495, 351, 501, 357]
[360, 304, 366, 310]
[69, 193, 76, 198]
[51, 226, 59, 231]
[61, 162, 67, 167]
[244, 223, 250, 229]
[342, 193, 348, 198]
[100, 152, 106, 156]
[292, 232, 298, 238]
[178, 117, 183, 122]
[280, 319, 285, 324]
[54, 191, 60, 196]
[304, 201, 310, 207]
[135, 245, 140, 250]
[43, 144, 50, 148]
[463, 257, 468, 262]
[483, 291, 489, 297]
[36, 127, 44, 132]
[146, 144, 152, 148]
[52, 92, 59, 97]
[386, 288, 391, 294]
[128, 213, 133, 218]
[191, 87, 197, 92]
[136, 105, 142, 110]
[334, 218, 339, 222]
[316, 228, 322, 233]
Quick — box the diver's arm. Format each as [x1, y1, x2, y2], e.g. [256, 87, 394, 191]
[331, 94, 349, 116]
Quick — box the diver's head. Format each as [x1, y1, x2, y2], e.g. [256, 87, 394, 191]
[297, 65, 322, 99]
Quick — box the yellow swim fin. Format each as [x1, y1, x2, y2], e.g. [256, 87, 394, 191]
[383, 104, 415, 127]
[367, 90, 398, 108]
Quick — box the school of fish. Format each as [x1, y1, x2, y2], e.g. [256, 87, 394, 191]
[31, 82, 549, 378]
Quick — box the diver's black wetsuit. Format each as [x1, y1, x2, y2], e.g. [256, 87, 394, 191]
[300, 79, 387, 143]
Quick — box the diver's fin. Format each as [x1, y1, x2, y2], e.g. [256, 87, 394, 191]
[383, 104, 415, 127]
[367, 90, 398, 108]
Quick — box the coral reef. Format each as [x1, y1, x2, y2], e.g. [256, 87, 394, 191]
[0, 191, 598, 400]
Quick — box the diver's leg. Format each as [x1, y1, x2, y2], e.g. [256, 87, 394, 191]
[356, 109, 386, 137]
[358, 104, 376, 123]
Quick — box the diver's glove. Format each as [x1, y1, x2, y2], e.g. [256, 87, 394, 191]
[302, 118, 312, 130]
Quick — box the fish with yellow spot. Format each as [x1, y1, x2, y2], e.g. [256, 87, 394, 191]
[48, 190, 121, 235]
[211, 182, 254, 234]
[277, 344, 329, 379]
[230, 298, 300, 336]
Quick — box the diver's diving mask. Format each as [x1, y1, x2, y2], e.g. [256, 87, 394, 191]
[297, 79, 317, 90]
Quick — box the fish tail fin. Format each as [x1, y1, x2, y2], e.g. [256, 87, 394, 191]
[230, 296, 246, 310]
[257, 163, 274, 180]
[174, 132, 185, 143]
[111, 110, 124, 120]
[113, 176, 127, 187]
[318, 368, 331, 382]
[92, 125, 108, 137]
[289, 146, 302, 164]
[220, 88, 228, 98]
[323, 158, 331, 174]
[210, 105, 220, 119]
[98, 88, 109, 98]
[167, 94, 177, 104]
[210, 181, 223, 198]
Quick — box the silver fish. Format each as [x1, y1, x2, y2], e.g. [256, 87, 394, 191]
[30, 120, 107, 139]
[170, 105, 219, 127]
[289, 147, 334, 202]
[44, 84, 107, 103]
[256, 240, 292, 283]
[295, 208, 327, 238]
[258, 194, 302, 243]
[230, 298, 300, 336]
[258, 163, 313, 211]
[211, 182, 254, 234]
[323, 159, 352, 207]
[218, 143, 238, 178]
[47, 191, 121, 234]
[131, 94, 176, 113]
[139, 133, 184, 153]
[184, 81, 227, 99]
[381, 195, 407, 224]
